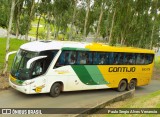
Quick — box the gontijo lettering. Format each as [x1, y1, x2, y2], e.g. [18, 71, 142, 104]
[108, 67, 136, 72]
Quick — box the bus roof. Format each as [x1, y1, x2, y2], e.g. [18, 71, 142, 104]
[20, 40, 154, 54]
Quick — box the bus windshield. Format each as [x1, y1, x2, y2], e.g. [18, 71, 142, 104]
[11, 49, 39, 80]
[11, 49, 58, 80]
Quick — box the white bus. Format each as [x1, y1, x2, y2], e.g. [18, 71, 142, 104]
[9, 41, 154, 97]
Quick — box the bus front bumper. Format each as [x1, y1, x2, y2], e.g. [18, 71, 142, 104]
[9, 80, 30, 94]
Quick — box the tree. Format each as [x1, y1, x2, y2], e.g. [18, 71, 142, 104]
[35, 0, 42, 40]
[0, 0, 10, 28]
[25, 0, 35, 40]
[3, 0, 16, 75]
[94, 0, 107, 41]
[13, 0, 24, 38]
[108, 1, 117, 45]
[83, 0, 90, 40]
[52, 0, 72, 40]
[69, 0, 77, 40]
[150, 0, 159, 49]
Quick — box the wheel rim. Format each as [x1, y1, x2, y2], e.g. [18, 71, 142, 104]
[54, 86, 60, 95]
[120, 82, 126, 91]
[130, 81, 135, 89]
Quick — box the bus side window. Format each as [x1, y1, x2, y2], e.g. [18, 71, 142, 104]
[93, 52, 98, 64]
[136, 54, 140, 64]
[127, 54, 135, 65]
[55, 51, 69, 67]
[93, 52, 108, 65]
[77, 51, 92, 65]
[93, 52, 104, 65]
[131, 54, 136, 64]
[118, 53, 125, 64]
[149, 54, 154, 64]
[99, 53, 107, 64]
[144, 54, 154, 64]
[77, 51, 87, 64]
[136, 54, 145, 64]
[108, 52, 114, 64]
[86, 52, 92, 64]
[105, 53, 109, 64]
[68, 51, 76, 65]
[55, 50, 77, 67]
[113, 53, 119, 64]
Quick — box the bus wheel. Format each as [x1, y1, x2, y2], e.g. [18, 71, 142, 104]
[50, 83, 61, 97]
[117, 80, 127, 92]
[127, 80, 136, 90]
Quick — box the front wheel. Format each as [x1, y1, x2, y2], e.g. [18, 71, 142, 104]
[50, 83, 62, 97]
[127, 79, 136, 90]
[117, 80, 127, 92]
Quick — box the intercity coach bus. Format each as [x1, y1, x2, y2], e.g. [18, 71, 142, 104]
[9, 41, 154, 97]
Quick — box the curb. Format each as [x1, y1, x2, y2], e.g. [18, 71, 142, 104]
[75, 89, 135, 116]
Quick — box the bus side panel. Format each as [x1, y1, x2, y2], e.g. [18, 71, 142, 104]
[67, 65, 110, 91]
[46, 65, 110, 92]
[46, 63, 153, 92]
[46, 66, 97, 92]
[97, 64, 153, 88]
[71, 65, 110, 90]
[134, 64, 154, 86]
[98, 65, 130, 88]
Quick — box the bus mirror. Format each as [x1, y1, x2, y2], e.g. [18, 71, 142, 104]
[26, 56, 47, 69]
[6, 51, 17, 61]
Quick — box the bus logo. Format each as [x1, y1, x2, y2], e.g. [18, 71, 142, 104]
[108, 67, 136, 72]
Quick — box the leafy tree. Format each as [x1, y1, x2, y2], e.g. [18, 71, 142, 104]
[69, 0, 77, 40]
[83, 0, 91, 40]
[0, 0, 10, 28]
[3, 0, 16, 75]
[52, 0, 72, 40]
[24, 0, 35, 40]
[13, 0, 24, 37]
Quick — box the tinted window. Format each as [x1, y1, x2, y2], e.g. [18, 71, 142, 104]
[56, 51, 77, 67]
[125, 53, 136, 65]
[93, 52, 109, 64]
[55, 50, 154, 67]
[39, 50, 58, 72]
[77, 51, 92, 64]
[136, 54, 154, 65]
[145, 54, 154, 64]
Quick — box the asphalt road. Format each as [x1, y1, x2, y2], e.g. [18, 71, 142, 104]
[0, 80, 159, 116]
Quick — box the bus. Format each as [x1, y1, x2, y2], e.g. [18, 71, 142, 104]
[9, 41, 155, 97]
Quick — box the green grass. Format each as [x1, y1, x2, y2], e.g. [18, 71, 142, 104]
[103, 90, 160, 117]
[0, 38, 27, 72]
[29, 18, 68, 40]
[30, 18, 45, 37]
[32, 18, 45, 25]
[29, 27, 45, 37]
[155, 56, 160, 69]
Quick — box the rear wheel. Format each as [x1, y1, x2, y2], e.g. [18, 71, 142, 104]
[50, 83, 62, 97]
[127, 79, 136, 90]
[117, 80, 127, 92]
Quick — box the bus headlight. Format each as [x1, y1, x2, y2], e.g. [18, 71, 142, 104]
[22, 81, 35, 86]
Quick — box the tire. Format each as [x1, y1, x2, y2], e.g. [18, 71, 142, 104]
[117, 80, 127, 92]
[50, 83, 61, 97]
[127, 79, 136, 91]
